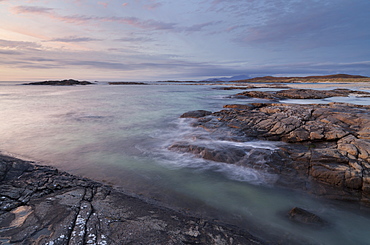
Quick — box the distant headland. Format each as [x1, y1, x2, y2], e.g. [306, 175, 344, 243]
[231, 74, 369, 83]
[23, 79, 95, 86]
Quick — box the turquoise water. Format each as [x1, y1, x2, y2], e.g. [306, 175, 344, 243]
[1, 82, 370, 244]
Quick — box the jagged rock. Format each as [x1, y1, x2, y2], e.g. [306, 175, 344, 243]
[174, 102, 370, 204]
[0, 155, 263, 244]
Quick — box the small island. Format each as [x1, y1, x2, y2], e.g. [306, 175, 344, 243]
[23, 79, 95, 86]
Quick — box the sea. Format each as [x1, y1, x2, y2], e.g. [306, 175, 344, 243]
[1, 81, 370, 244]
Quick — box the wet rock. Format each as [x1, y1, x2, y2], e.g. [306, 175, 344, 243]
[180, 110, 212, 118]
[288, 207, 328, 227]
[236, 91, 277, 100]
[0, 155, 263, 244]
[174, 102, 370, 204]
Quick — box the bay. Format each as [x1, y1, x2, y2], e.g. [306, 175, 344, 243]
[1, 82, 370, 244]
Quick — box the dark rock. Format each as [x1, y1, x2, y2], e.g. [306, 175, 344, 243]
[173, 102, 370, 204]
[169, 143, 246, 164]
[235, 91, 278, 100]
[0, 155, 264, 244]
[214, 86, 255, 90]
[23, 79, 94, 86]
[180, 110, 212, 118]
[224, 104, 255, 110]
[288, 207, 328, 227]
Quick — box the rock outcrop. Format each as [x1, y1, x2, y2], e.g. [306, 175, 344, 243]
[0, 154, 263, 244]
[180, 110, 213, 118]
[174, 102, 370, 204]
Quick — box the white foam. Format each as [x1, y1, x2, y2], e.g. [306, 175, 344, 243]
[136, 118, 281, 186]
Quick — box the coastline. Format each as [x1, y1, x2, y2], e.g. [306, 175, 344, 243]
[2, 78, 370, 243]
[0, 153, 266, 244]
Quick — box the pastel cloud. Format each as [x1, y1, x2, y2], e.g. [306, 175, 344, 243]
[12, 5, 176, 30]
[0, 0, 369, 81]
[144, 2, 162, 10]
[48, 36, 102, 43]
[12, 5, 53, 14]
[98, 2, 109, 8]
[0, 39, 41, 50]
[11, 4, 218, 33]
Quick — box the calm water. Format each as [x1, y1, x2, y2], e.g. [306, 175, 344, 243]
[1, 82, 370, 244]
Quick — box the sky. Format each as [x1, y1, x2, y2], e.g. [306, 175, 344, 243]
[0, 0, 369, 81]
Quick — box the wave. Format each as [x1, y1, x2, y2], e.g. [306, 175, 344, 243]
[136, 118, 280, 186]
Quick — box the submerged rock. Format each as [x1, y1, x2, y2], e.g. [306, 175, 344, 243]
[288, 207, 328, 227]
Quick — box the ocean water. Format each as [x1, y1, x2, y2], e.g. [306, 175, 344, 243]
[1, 82, 370, 244]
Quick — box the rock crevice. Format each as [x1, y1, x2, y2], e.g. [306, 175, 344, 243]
[0, 155, 263, 244]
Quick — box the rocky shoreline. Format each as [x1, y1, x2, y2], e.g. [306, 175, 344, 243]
[173, 96, 370, 205]
[0, 154, 264, 244]
[3, 84, 370, 244]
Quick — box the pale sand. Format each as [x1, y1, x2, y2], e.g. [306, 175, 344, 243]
[286, 82, 370, 90]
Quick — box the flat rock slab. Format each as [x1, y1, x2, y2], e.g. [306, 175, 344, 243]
[177, 102, 370, 204]
[234, 88, 370, 100]
[0, 155, 263, 244]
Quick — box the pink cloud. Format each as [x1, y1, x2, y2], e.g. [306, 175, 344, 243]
[122, 3, 128, 7]
[98, 2, 108, 8]
[55, 14, 102, 24]
[144, 2, 162, 10]
[0, 39, 41, 50]
[11, 4, 194, 32]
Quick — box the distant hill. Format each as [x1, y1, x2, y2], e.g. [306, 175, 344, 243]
[232, 74, 369, 83]
[203, 75, 252, 82]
